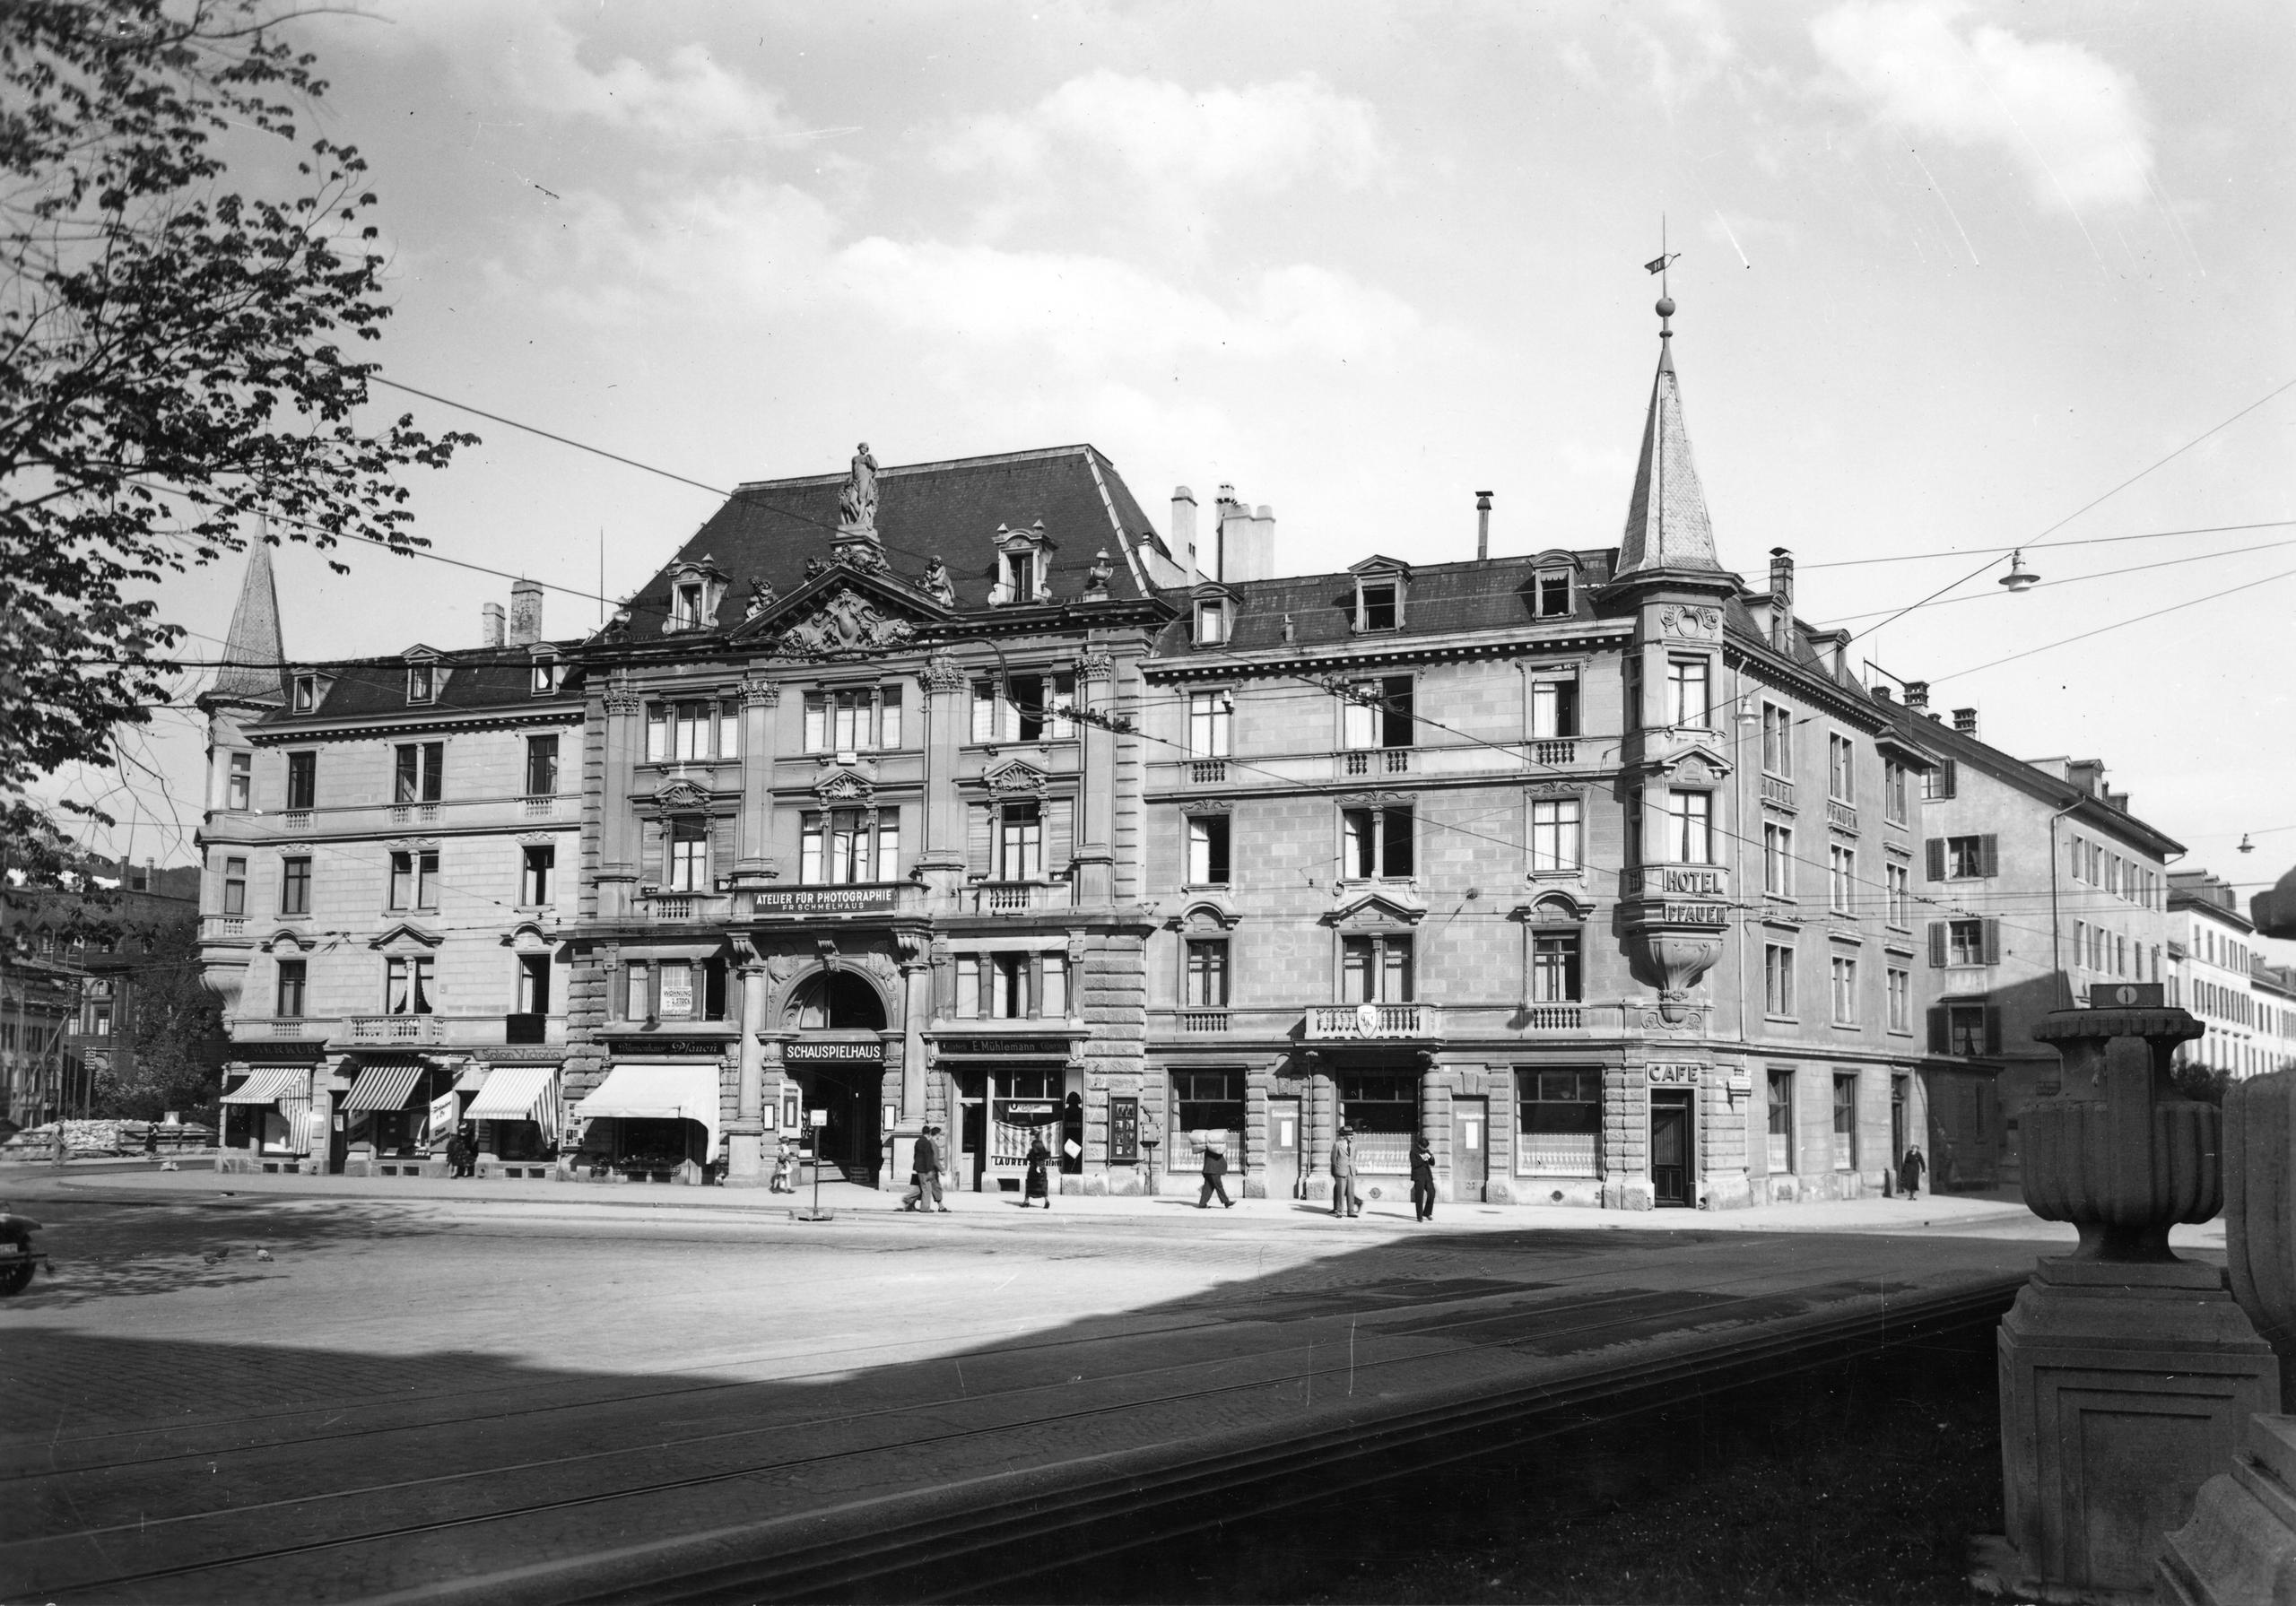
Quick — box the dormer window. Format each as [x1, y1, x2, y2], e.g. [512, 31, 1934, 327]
[1349, 558, 1410, 632]
[1360, 585, 1396, 630]
[660, 555, 728, 634]
[1535, 569, 1572, 618]
[406, 663, 435, 705]
[531, 655, 557, 696]
[292, 674, 317, 712]
[1196, 598, 1230, 645]
[991, 522, 1056, 605]
[673, 583, 706, 629]
[1005, 553, 1035, 603]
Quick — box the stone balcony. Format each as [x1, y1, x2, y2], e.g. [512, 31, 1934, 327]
[335, 1014, 444, 1046]
[1305, 1002, 1443, 1043]
[964, 880, 1071, 915]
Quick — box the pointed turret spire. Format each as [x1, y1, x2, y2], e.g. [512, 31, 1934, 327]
[209, 538, 285, 705]
[1614, 293, 1721, 577]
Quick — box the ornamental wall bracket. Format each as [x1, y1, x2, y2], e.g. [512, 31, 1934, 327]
[739, 678, 780, 708]
[923, 649, 969, 694]
[1625, 932, 1721, 1023]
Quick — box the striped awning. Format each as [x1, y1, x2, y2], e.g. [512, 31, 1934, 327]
[344, 1061, 428, 1113]
[575, 1063, 720, 1158]
[466, 1064, 557, 1125]
[221, 1067, 311, 1106]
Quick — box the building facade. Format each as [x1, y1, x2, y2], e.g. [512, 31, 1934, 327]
[2169, 870, 2270, 1078]
[197, 548, 584, 1175]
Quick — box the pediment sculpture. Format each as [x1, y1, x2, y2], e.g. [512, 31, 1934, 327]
[778, 587, 917, 656]
[983, 760, 1051, 795]
[654, 778, 711, 809]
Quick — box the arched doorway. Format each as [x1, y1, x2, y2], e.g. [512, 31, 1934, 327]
[786, 969, 888, 1185]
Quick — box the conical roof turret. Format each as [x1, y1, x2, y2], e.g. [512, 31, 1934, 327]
[208, 539, 285, 706]
[1614, 296, 1721, 577]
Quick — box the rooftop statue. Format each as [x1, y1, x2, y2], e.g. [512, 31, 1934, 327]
[838, 442, 880, 532]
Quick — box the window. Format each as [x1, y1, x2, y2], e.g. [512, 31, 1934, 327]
[286, 751, 317, 812]
[1184, 939, 1230, 1007]
[531, 656, 557, 696]
[387, 850, 438, 911]
[1944, 918, 1987, 966]
[222, 856, 247, 916]
[1923, 760, 1957, 801]
[1831, 955, 1858, 1022]
[1341, 675, 1413, 750]
[275, 960, 306, 1018]
[1946, 835, 1991, 879]
[1187, 815, 1231, 886]
[658, 959, 699, 1020]
[1884, 760, 1908, 826]
[1762, 823, 1794, 896]
[665, 817, 709, 892]
[805, 685, 904, 751]
[1944, 1003, 1988, 1057]
[520, 845, 554, 907]
[1535, 569, 1573, 618]
[1531, 678, 1579, 741]
[1666, 657, 1710, 727]
[1832, 1075, 1857, 1169]
[1531, 931, 1581, 1003]
[394, 742, 444, 803]
[1767, 1071, 1794, 1173]
[1666, 791, 1712, 864]
[1761, 703, 1794, 777]
[957, 952, 1039, 1020]
[1196, 599, 1229, 644]
[1531, 798, 1582, 873]
[1004, 551, 1037, 603]
[672, 581, 707, 629]
[525, 734, 560, 797]
[292, 674, 317, 712]
[226, 751, 251, 811]
[1359, 583, 1397, 630]
[386, 956, 433, 1015]
[1829, 846, 1856, 913]
[801, 809, 900, 884]
[1827, 734, 1855, 803]
[1186, 690, 1231, 758]
[279, 855, 311, 916]
[1887, 967, 1910, 1033]
[1520, 1069, 1601, 1174]
[1174, 1070, 1244, 1134]
[1341, 934, 1413, 1002]
[517, 954, 551, 1014]
[406, 662, 435, 704]
[1763, 942, 1796, 1016]
[1342, 806, 1414, 879]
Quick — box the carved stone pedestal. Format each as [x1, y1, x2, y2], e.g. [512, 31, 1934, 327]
[723, 1119, 766, 1187]
[2161, 1415, 2296, 1604]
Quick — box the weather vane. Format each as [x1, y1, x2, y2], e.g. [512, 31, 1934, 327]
[1645, 216, 1681, 333]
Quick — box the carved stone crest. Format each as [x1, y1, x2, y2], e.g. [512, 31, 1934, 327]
[778, 587, 916, 656]
[1659, 605, 1720, 638]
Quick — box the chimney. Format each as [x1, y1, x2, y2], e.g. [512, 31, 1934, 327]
[1768, 547, 1794, 652]
[1222, 501, 1275, 582]
[2105, 788, 2130, 813]
[2066, 759, 2105, 796]
[1170, 486, 1199, 583]
[1873, 684, 1893, 702]
[1902, 680, 1930, 712]
[1212, 483, 1242, 581]
[509, 579, 544, 647]
[482, 602, 505, 647]
[1475, 491, 1493, 561]
[1952, 707, 1979, 736]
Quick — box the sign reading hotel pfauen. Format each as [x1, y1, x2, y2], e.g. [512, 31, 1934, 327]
[1647, 1063, 1709, 1086]
[785, 1040, 883, 1064]
[753, 886, 900, 916]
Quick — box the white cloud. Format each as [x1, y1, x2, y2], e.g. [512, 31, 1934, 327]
[937, 69, 1387, 195]
[1810, 1, 2153, 211]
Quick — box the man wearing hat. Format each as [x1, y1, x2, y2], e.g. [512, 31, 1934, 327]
[1328, 1127, 1361, 1218]
[903, 1125, 950, 1212]
[1196, 1138, 1234, 1210]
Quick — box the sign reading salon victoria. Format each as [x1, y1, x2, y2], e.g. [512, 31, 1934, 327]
[753, 887, 900, 916]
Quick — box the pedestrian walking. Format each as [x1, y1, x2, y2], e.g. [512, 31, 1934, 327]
[1897, 1144, 1926, 1201]
[770, 1138, 796, 1194]
[456, 1124, 478, 1178]
[1328, 1127, 1361, 1218]
[1024, 1134, 1053, 1208]
[1409, 1134, 1437, 1222]
[903, 1125, 950, 1212]
[1196, 1142, 1234, 1209]
[442, 1129, 467, 1179]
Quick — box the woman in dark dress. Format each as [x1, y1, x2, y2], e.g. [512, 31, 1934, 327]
[1024, 1134, 1052, 1209]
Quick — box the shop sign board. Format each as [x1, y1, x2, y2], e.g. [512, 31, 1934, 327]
[753, 886, 900, 917]
[786, 1040, 883, 1064]
[937, 1036, 1069, 1058]
[1109, 1095, 1139, 1164]
[1647, 1063, 1708, 1087]
[618, 1037, 730, 1058]
[1660, 902, 1730, 926]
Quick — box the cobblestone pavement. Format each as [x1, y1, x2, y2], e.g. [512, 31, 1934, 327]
[0, 1173, 2076, 1603]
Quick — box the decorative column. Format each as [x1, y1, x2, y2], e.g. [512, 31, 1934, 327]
[598, 673, 644, 919]
[723, 942, 769, 1186]
[884, 929, 934, 1190]
[735, 678, 778, 882]
[1986, 1004, 2276, 1600]
[1073, 647, 1117, 907]
[918, 650, 969, 897]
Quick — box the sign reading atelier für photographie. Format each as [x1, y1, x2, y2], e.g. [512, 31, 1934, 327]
[752, 886, 900, 916]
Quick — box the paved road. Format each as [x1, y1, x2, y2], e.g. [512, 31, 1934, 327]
[0, 1172, 2078, 1603]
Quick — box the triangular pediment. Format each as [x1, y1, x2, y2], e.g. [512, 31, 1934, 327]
[813, 766, 875, 803]
[652, 777, 714, 810]
[1663, 742, 1734, 784]
[981, 759, 1051, 795]
[369, 921, 443, 952]
[1347, 554, 1413, 577]
[1323, 890, 1426, 928]
[729, 564, 949, 649]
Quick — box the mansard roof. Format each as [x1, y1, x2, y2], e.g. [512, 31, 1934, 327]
[620, 444, 1168, 638]
[255, 640, 585, 729]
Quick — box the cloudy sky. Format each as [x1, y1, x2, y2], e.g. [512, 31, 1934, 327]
[65, 0, 2295, 926]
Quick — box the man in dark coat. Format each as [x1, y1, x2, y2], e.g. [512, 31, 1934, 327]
[1197, 1142, 1234, 1209]
[904, 1125, 949, 1211]
[1897, 1145, 1926, 1201]
[1328, 1129, 1361, 1218]
[1409, 1136, 1438, 1221]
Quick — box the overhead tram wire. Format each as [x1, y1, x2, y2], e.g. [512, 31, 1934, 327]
[1799, 517, 2296, 571]
[1934, 558, 2296, 683]
[1817, 534, 2296, 626]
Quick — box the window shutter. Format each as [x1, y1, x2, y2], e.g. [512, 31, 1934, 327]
[1927, 922, 1946, 968]
[965, 803, 994, 876]
[1984, 1007, 2002, 1056]
[1937, 760, 1957, 798]
[641, 819, 665, 886]
[1925, 838, 1946, 882]
[1979, 834, 1999, 878]
[710, 814, 735, 881]
[1046, 796, 1074, 873]
[1982, 918, 2002, 965]
[1926, 1007, 1948, 1055]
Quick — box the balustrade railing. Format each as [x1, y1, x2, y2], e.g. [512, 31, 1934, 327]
[340, 1014, 443, 1045]
[1532, 739, 1577, 767]
[1188, 759, 1228, 784]
[1306, 1002, 1439, 1040]
[1177, 1010, 1230, 1034]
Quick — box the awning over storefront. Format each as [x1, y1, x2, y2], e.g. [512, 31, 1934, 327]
[574, 1063, 720, 1156]
[344, 1061, 429, 1113]
[222, 1067, 312, 1105]
[466, 1064, 558, 1129]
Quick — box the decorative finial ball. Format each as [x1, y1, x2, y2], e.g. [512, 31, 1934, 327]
[1655, 296, 1676, 319]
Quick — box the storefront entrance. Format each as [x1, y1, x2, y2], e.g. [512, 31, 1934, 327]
[952, 1065, 1065, 1193]
[1650, 1090, 1694, 1207]
[1265, 1096, 1301, 1199]
[787, 1053, 883, 1186]
[1335, 1070, 1419, 1177]
[1451, 1097, 1488, 1200]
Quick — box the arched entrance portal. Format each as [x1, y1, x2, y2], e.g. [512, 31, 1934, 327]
[786, 970, 888, 1186]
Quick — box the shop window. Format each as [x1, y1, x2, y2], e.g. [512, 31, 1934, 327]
[1764, 942, 1796, 1017]
[286, 751, 317, 812]
[665, 817, 709, 892]
[1666, 791, 1712, 864]
[1186, 815, 1231, 886]
[1530, 930, 1580, 1003]
[521, 845, 554, 907]
[387, 850, 438, 912]
[1338, 1072, 1417, 1143]
[275, 960, 306, 1018]
[1342, 806, 1413, 880]
[1531, 798, 1581, 873]
[226, 751, 251, 811]
[222, 856, 247, 916]
[1184, 938, 1229, 1007]
[1186, 690, 1231, 758]
[393, 742, 444, 803]
[1340, 933, 1413, 1003]
[1666, 657, 1710, 727]
[1172, 1071, 1244, 1137]
[802, 809, 900, 884]
[1761, 704, 1793, 777]
[279, 855, 311, 916]
[1341, 676, 1413, 751]
[1532, 678, 1579, 741]
[1519, 1068, 1600, 1175]
[386, 956, 433, 1015]
[525, 735, 560, 797]
[1831, 1073, 1857, 1170]
[972, 673, 1074, 742]
[805, 685, 904, 752]
[1766, 1070, 1794, 1173]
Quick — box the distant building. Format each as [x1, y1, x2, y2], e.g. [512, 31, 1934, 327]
[2169, 870, 2267, 1077]
[2255, 962, 2296, 1078]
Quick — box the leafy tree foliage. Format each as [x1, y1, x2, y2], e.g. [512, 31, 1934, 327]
[102, 913, 226, 1122]
[0, 0, 474, 800]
